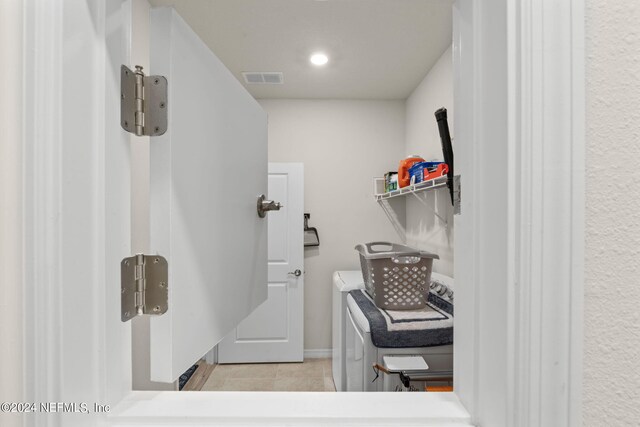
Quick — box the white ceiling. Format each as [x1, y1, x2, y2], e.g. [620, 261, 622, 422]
[147, 0, 453, 100]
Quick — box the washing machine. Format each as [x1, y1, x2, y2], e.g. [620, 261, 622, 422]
[344, 273, 455, 392]
[332, 271, 365, 392]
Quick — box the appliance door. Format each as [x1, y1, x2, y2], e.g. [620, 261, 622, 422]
[345, 307, 365, 392]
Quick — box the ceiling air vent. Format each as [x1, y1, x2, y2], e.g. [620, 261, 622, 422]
[242, 72, 284, 85]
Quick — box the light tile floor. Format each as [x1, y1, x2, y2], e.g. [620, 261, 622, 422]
[201, 358, 336, 392]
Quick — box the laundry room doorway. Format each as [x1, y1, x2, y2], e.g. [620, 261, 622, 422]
[7, 0, 586, 425]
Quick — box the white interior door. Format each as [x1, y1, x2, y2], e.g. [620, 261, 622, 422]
[147, 7, 269, 382]
[218, 163, 304, 363]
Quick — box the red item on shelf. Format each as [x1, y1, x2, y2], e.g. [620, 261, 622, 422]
[424, 163, 449, 181]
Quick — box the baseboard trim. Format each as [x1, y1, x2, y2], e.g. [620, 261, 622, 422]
[304, 349, 332, 359]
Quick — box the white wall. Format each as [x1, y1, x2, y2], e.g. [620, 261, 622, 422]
[584, 1, 640, 424]
[404, 47, 454, 276]
[261, 99, 406, 351]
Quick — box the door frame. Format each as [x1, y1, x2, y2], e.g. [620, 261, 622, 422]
[452, 1, 584, 425]
[8, 0, 584, 425]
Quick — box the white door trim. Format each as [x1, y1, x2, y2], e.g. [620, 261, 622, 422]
[19, 1, 135, 422]
[0, 1, 24, 423]
[453, 0, 585, 425]
[509, 1, 585, 425]
[10, 0, 584, 425]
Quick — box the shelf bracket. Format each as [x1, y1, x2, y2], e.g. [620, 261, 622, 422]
[408, 191, 448, 226]
[453, 175, 461, 215]
[378, 200, 407, 241]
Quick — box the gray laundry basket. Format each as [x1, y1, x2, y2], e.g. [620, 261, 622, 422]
[355, 242, 439, 310]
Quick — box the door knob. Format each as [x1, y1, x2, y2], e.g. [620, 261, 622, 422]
[288, 269, 302, 277]
[257, 194, 283, 218]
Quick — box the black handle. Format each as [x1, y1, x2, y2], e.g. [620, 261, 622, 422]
[435, 107, 454, 205]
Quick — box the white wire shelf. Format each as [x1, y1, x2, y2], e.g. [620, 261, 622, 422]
[373, 176, 448, 201]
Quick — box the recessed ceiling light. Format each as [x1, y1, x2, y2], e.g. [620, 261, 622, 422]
[310, 53, 329, 66]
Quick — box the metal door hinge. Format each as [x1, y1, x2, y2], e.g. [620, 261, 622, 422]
[121, 65, 168, 137]
[121, 254, 168, 322]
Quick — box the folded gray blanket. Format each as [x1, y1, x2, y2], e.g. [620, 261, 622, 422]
[349, 289, 453, 348]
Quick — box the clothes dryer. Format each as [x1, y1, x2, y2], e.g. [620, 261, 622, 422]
[344, 273, 455, 392]
[332, 271, 365, 392]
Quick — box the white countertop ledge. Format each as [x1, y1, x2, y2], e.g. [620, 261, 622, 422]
[109, 391, 473, 426]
